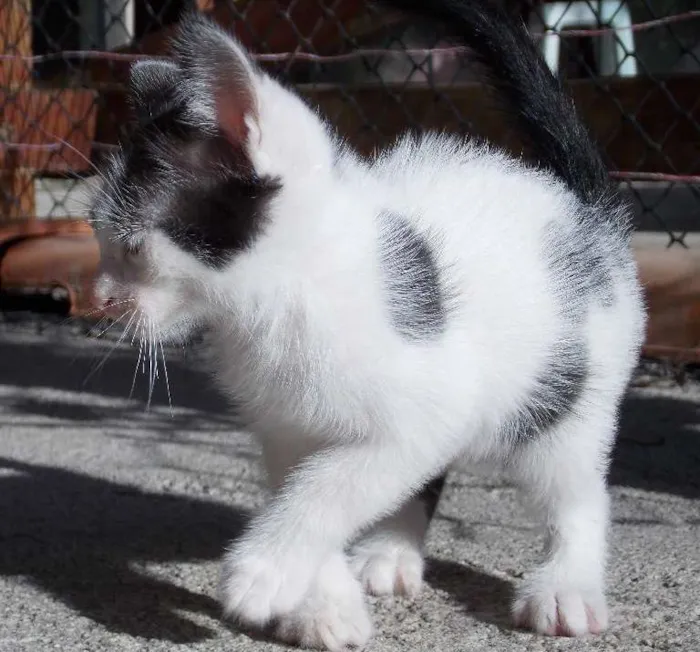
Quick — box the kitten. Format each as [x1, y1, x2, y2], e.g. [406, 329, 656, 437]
[90, 0, 646, 649]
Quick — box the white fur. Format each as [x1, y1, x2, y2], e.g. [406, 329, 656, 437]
[349, 499, 428, 598]
[93, 53, 646, 649]
[274, 553, 372, 650]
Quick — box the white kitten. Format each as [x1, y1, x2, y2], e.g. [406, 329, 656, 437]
[90, 1, 646, 649]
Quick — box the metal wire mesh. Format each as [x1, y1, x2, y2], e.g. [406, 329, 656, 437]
[1, 0, 699, 247]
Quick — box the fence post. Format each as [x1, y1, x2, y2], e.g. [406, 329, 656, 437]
[0, 0, 35, 224]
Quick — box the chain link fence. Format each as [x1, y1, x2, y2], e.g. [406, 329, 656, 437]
[1, 0, 700, 313]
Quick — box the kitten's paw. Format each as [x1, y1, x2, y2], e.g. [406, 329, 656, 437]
[350, 538, 424, 599]
[219, 549, 315, 626]
[513, 582, 608, 636]
[276, 560, 372, 651]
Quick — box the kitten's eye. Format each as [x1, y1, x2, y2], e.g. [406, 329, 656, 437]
[124, 242, 141, 258]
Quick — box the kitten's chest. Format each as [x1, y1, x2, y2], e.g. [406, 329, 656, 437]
[205, 320, 377, 436]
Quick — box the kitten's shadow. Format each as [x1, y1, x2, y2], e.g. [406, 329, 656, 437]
[425, 557, 515, 629]
[0, 457, 248, 643]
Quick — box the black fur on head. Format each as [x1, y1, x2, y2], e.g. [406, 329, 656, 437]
[93, 13, 280, 268]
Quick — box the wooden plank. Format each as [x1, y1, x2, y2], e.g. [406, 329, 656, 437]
[0, 0, 32, 88]
[0, 233, 100, 315]
[635, 241, 700, 354]
[0, 220, 97, 316]
[0, 1, 34, 223]
[0, 218, 93, 245]
[0, 89, 97, 173]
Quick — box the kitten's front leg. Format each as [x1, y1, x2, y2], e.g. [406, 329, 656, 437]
[238, 436, 372, 650]
[274, 552, 372, 651]
[219, 438, 455, 629]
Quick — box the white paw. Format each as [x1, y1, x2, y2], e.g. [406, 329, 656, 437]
[513, 581, 608, 636]
[350, 537, 424, 599]
[276, 556, 372, 651]
[219, 548, 316, 626]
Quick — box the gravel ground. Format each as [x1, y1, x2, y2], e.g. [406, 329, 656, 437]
[0, 312, 698, 652]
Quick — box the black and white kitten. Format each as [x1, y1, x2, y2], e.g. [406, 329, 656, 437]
[90, 0, 646, 648]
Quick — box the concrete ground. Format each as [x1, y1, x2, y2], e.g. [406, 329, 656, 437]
[0, 314, 698, 652]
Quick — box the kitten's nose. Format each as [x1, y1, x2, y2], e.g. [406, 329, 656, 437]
[102, 297, 125, 319]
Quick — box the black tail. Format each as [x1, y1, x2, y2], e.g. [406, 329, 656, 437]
[375, 0, 611, 204]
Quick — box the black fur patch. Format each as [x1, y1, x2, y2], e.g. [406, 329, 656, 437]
[419, 474, 447, 521]
[161, 162, 280, 268]
[501, 339, 587, 445]
[94, 105, 279, 268]
[378, 211, 450, 341]
[90, 22, 281, 269]
[128, 60, 184, 126]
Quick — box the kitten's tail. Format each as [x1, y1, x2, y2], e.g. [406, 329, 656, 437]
[375, 0, 611, 205]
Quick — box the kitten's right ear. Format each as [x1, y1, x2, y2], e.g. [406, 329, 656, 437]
[128, 59, 184, 124]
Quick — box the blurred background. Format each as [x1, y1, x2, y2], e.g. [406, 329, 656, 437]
[1, 0, 700, 356]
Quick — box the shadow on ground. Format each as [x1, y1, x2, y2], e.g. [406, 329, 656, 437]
[425, 558, 514, 629]
[0, 326, 249, 642]
[0, 457, 247, 643]
[0, 327, 228, 415]
[615, 392, 700, 498]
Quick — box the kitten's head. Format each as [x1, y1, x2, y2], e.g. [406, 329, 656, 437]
[90, 13, 332, 341]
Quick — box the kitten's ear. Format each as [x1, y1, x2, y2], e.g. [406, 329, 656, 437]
[170, 13, 258, 146]
[128, 59, 184, 124]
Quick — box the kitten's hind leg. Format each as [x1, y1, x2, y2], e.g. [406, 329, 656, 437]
[349, 476, 445, 598]
[509, 403, 618, 637]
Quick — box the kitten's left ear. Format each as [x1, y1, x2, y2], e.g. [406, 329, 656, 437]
[170, 13, 259, 147]
[128, 59, 184, 124]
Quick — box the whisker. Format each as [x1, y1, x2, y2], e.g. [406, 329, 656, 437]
[95, 313, 130, 339]
[80, 301, 136, 343]
[82, 309, 136, 386]
[63, 299, 133, 331]
[62, 314, 112, 369]
[130, 317, 145, 399]
[31, 124, 117, 194]
[147, 319, 156, 410]
[130, 314, 142, 346]
[62, 307, 127, 369]
[87, 316, 110, 335]
[32, 129, 129, 230]
[158, 336, 173, 417]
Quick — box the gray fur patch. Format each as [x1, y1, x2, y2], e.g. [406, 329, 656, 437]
[377, 211, 451, 342]
[545, 211, 616, 309]
[501, 338, 587, 445]
[501, 214, 616, 445]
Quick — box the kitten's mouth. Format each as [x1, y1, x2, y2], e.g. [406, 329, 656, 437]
[87, 301, 174, 410]
[100, 297, 134, 320]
